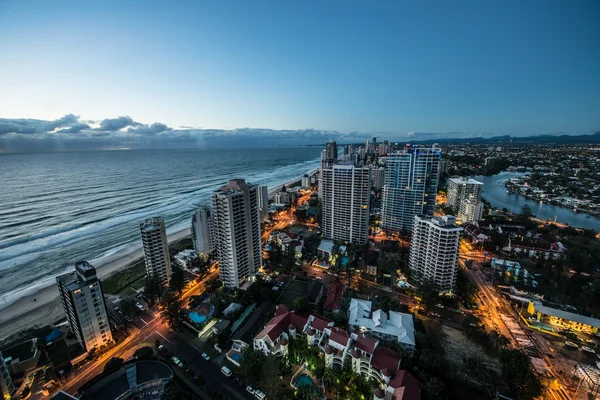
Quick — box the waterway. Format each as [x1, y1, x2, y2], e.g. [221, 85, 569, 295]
[473, 172, 600, 231]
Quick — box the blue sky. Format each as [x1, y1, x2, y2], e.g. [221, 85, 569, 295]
[0, 0, 599, 147]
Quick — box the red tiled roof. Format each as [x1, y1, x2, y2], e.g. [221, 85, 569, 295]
[354, 335, 378, 354]
[388, 370, 421, 400]
[328, 329, 350, 346]
[371, 345, 401, 373]
[310, 316, 331, 331]
[257, 306, 308, 342]
[323, 283, 344, 311]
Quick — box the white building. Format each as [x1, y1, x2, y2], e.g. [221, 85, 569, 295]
[174, 249, 199, 269]
[446, 177, 483, 211]
[458, 198, 484, 223]
[372, 167, 385, 190]
[140, 217, 172, 286]
[212, 179, 262, 288]
[381, 147, 441, 233]
[321, 164, 371, 244]
[409, 215, 462, 291]
[348, 299, 416, 350]
[301, 174, 310, 187]
[257, 185, 269, 221]
[191, 207, 214, 254]
[274, 191, 292, 205]
[56, 261, 113, 352]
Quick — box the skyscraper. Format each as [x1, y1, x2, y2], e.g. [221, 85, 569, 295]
[212, 179, 262, 288]
[140, 217, 172, 286]
[1, 351, 15, 400]
[381, 146, 441, 232]
[321, 164, 371, 244]
[56, 261, 113, 352]
[325, 141, 338, 164]
[191, 207, 214, 254]
[458, 198, 484, 223]
[409, 215, 462, 291]
[257, 185, 269, 221]
[372, 167, 385, 190]
[446, 177, 483, 212]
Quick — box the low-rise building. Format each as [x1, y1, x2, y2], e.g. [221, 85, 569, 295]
[174, 249, 199, 269]
[317, 239, 335, 260]
[528, 301, 600, 335]
[323, 283, 344, 313]
[503, 238, 566, 259]
[348, 299, 416, 351]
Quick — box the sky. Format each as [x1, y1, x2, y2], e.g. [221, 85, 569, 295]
[0, 0, 599, 151]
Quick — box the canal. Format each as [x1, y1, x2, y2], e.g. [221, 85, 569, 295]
[473, 172, 600, 231]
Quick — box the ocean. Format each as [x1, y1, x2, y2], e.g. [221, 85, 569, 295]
[0, 147, 322, 308]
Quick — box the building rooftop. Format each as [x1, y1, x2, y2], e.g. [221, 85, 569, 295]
[532, 301, 600, 329]
[323, 283, 344, 311]
[449, 177, 483, 185]
[140, 217, 164, 231]
[56, 263, 99, 292]
[318, 240, 335, 254]
[348, 299, 416, 347]
[232, 302, 274, 345]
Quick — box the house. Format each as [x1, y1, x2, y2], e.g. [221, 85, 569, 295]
[253, 305, 309, 356]
[363, 251, 380, 276]
[226, 302, 274, 366]
[348, 299, 416, 351]
[317, 240, 335, 260]
[323, 283, 344, 313]
[462, 223, 490, 243]
[269, 231, 304, 256]
[374, 369, 422, 400]
[503, 238, 566, 259]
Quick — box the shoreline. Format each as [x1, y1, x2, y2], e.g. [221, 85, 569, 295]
[0, 170, 317, 342]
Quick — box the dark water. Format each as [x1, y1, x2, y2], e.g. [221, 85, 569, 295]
[0, 147, 321, 306]
[474, 172, 600, 231]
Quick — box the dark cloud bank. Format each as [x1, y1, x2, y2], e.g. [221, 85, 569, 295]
[0, 114, 595, 153]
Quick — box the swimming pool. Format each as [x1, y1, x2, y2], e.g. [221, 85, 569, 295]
[230, 353, 243, 362]
[296, 374, 314, 388]
[189, 312, 207, 324]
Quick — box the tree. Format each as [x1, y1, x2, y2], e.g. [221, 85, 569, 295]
[269, 242, 284, 268]
[518, 204, 533, 225]
[261, 355, 284, 398]
[134, 346, 153, 359]
[159, 289, 186, 330]
[104, 357, 123, 371]
[144, 274, 163, 307]
[499, 349, 542, 399]
[239, 348, 266, 383]
[292, 296, 312, 313]
[416, 277, 437, 312]
[169, 265, 186, 294]
[282, 244, 296, 273]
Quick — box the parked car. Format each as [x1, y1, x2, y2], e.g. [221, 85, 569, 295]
[565, 341, 578, 349]
[435, 304, 445, 309]
[221, 366, 232, 377]
[254, 390, 266, 400]
[582, 346, 596, 354]
[246, 386, 255, 395]
[201, 353, 211, 361]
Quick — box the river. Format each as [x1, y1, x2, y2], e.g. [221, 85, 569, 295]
[473, 172, 600, 231]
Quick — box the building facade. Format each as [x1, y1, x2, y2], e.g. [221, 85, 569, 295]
[212, 179, 262, 288]
[372, 167, 385, 190]
[191, 207, 214, 254]
[446, 177, 483, 212]
[409, 215, 462, 291]
[140, 217, 172, 286]
[0, 351, 15, 400]
[458, 198, 484, 223]
[257, 185, 269, 221]
[56, 261, 113, 352]
[381, 147, 441, 233]
[321, 164, 371, 244]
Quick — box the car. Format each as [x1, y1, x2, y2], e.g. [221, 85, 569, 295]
[221, 366, 232, 377]
[565, 341, 578, 349]
[246, 386, 255, 394]
[201, 353, 211, 361]
[254, 390, 266, 400]
[435, 304, 445, 309]
[582, 346, 596, 354]
[455, 309, 464, 314]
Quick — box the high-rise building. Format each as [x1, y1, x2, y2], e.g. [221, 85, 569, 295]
[212, 179, 262, 288]
[372, 167, 386, 190]
[381, 146, 441, 232]
[1, 351, 15, 400]
[378, 143, 387, 155]
[257, 185, 269, 221]
[458, 198, 484, 223]
[56, 261, 113, 352]
[440, 159, 449, 174]
[325, 141, 338, 164]
[409, 215, 462, 291]
[321, 164, 371, 244]
[371, 137, 377, 152]
[191, 207, 214, 254]
[446, 177, 483, 211]
[140, 217, 172, 285]
[301, 174, 310, 187]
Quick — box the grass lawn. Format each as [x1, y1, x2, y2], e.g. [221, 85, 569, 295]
[102, 258, 146, 294]
[279, 280, 309, 307]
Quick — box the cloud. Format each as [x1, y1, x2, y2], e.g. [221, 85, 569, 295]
[98, 116, 141, 131]
[0, 114, 82, 135]
[56, 123, 91, 134]
[127, 122, 170, 135]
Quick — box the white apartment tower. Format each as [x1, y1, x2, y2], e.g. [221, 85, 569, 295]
[446, 177, 483, 212]
[381, 147, 441, 232]
[191, 207, 214, 254]
[458, 198, 484, 223]
[409, 215, 463, 291]
[321, 164, 371, 244]
[372, 167, 385, 190]
[258, 185, 269, 221]
[140, 217, 172, 286]
[56, 261, 113, 352]
[212, 179, 262, 288]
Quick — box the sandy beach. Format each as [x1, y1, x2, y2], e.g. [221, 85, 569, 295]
[0, 170, 317, 342]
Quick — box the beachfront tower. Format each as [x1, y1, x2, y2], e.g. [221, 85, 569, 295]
[191, 207, 214, 254]
[446, 177, 484, 212]
[258, 185, 269, 222]
[381, 146, 441, 233]
[409, 215, 462, 292]
[56, 261, 113, 353]
[0, 351, 16, 400]
[321, 164, 371, 244]
[140, 217, 173, 286]
[212, 179, 262, 288]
